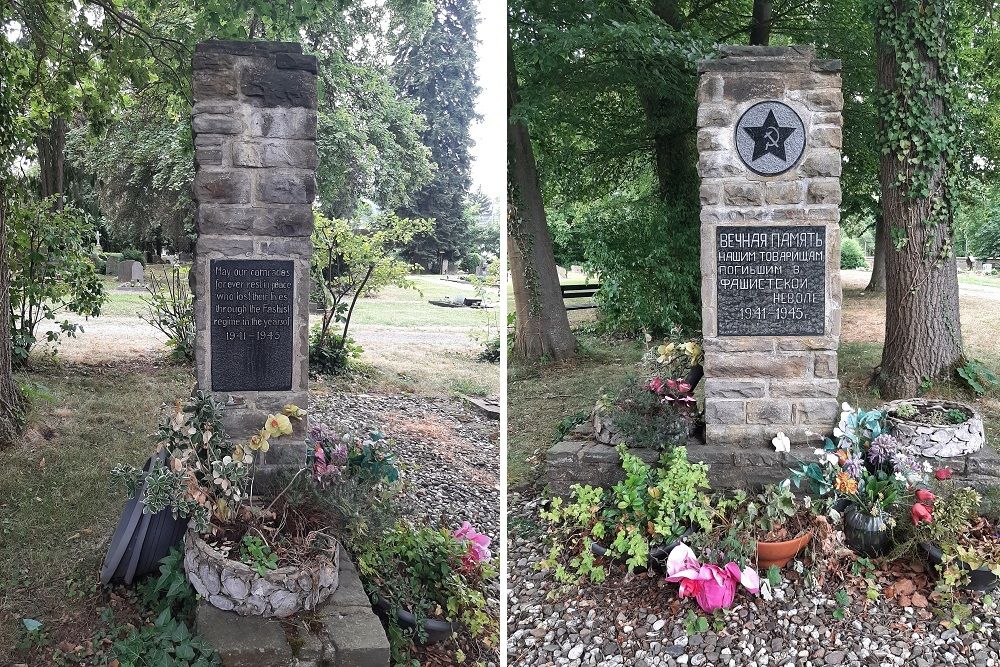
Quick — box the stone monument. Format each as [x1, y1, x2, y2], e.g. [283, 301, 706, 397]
[696, 46, 842, 483]
[191, 40, 318, 467]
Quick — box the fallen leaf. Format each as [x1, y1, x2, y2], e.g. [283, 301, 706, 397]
[895, 578, 916, 596]
[38, 458, 45, 469]
[911, 592, 928, 608]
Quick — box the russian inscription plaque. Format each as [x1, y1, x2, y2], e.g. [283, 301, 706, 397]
[716, 225, 825, 336]
[210, 259, 294, 391]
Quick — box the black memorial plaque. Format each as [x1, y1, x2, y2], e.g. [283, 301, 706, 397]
[210, 259, 294, 391]
[716, 226, 826, 336]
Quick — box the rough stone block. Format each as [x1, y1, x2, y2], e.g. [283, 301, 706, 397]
[258, 237, 313, 259]
[810, 126, 842, 149]
[723, 182, 763, 206]
[548, 440, 585, 464]
[194, 171, 251, 204]
[703, 337, 775, 353]
[698, 152, 743, 178]
[792, 399, 841, 425]
[765, 181, 803, 205]
[805, 88, 844, 112]
[233, 141, 319, 169]
[746, 400, 793, 425]
[320, 605, 391, 667]
[193, 69, 237, 102]
[723, 75, 784, 101]
[705, 399, 747, 425]
[700, 182, 722, 205]
[193, 113, 242, 135]
[769, 380, 840, 398]
[704, 353, 810, 378]
[256, 172, 316, 204]
[812, 112, 843, 127]
[276, 52, 319, 73]
[581, 443, 619, 464]
[703, 379, 766, 399]
[195, 604, 291, 667]
[241, 62, 317, 108]
[195, 145, 224, 167]
[799, 151, 842, 177]
[814, 352, 838, 378]
[697, 128, 727, 152]
[249, 109, 317, 139]
[698, 74, 723, 103]
[807, 179, 842, 205]
[697, 105, 731, 128]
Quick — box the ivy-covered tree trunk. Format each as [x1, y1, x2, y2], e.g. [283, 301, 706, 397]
[508, 42, 575, 361]
[875, 0, 963, 399]
[0, 191, 23, 447]
[866, 213, 887, 293]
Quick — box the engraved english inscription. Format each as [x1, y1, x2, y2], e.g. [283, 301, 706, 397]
[210, 259, 294, 391]
[716, 226, 825, 336]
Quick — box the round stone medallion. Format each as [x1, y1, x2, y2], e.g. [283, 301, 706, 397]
[734, 100, 805, 176]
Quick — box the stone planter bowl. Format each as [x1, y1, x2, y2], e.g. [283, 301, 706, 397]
[183, 528, 340, 618]
[881, 398, 984, 458]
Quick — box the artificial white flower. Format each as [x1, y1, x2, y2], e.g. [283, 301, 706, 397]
[803, 495, 812, 509]
[760, 580, 774, 602]
[833, 427, 844, 438]
[772, 432, 791, 453]
[825, 452, 839, 466]
[841, 402, 852, 412]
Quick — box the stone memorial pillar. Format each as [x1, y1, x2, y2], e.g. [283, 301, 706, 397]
[696, 46, 843, 484]
[191, 40, 318, 466]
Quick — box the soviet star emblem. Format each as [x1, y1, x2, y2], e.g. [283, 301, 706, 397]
[734, 101, 805, 176]
[743, 110, 796, 162]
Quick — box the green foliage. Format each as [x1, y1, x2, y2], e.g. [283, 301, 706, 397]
[840, 237, 868, 269]
[894, 402, 918, 419]
[121, 248, 146, 265]
[112, 608, 218, 667]
[946, 408, 969, 424]
[309, 326, 363, 375]
[957, 359, 1000, 396]
[602, 375, 693, 451]
[553, 410, 589, 443]
[137, 547, 198, 618]
[7, 197, 106, 365]
[348, 432, 401, 484]
[540, 445, 712, 579]
[239, 535, 279, 576]
[393, 0, 481, 270]
[310, 212, 431, 374]
[141, 266, 195, 361]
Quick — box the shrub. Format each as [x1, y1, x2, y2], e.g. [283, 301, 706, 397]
[8, 197, 107, 365]
[840, 237, 868, 269]
[91, 253, 107, 275]
[140, 266, 195, 361]
[122, 248, 146, 265]
[308, 325, 362, 375]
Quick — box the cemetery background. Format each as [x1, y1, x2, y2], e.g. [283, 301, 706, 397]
[508, 3, 1000, 667]
[0, 1, 501, 666]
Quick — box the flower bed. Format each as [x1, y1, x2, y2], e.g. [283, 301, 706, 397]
[881, 398, 984, 457]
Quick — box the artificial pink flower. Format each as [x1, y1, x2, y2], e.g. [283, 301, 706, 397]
[313, 444, 329, 480]
[935, 467, 953, 480]
[454, 522, 492, 566]
[911, 502, 933, 525]
[665, 543, 759, 612]
[915, 489, 935, 504]
[677, 381, 692, 394]
[647, 378, 665, 395]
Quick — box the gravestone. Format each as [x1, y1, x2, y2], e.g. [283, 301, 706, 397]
[118, 259, 145, 283]
[191, 40, 318, 466]
[696, 46, 843, 485]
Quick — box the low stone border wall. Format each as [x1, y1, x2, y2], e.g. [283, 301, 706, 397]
[196, 552, 389, 667]
[544, 419, 1000, 494]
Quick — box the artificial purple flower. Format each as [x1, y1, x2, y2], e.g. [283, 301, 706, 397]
[867, 434, 897, 465]
[843, 454, 864, 479]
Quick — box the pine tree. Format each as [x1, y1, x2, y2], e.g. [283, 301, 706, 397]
[394, 0, 480, 271]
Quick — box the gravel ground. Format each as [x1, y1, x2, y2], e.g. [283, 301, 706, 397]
[508, 491, 1000, 667]
[311, 389, 500, 542]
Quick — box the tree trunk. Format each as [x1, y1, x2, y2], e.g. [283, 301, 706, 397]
[865, 213, 887, 292]
[36, 117, 66, 209]
[507, 40, 575, 361]
[750, 0, 772, 46]
[0, 188, 24, 448]
[875, 2, 962, 399]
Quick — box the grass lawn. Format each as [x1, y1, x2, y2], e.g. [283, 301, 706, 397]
[958, 272, 1000, 289]
[0, 360, 193, 661]
[508, 285, 1000, 490]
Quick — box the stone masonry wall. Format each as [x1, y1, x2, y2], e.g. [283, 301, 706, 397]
[698, 46, 843, 450]
[191, 40, 318, 465]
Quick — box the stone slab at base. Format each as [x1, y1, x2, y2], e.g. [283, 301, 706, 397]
[543, 423, 1000, 494]
[196, 553, 389, 667]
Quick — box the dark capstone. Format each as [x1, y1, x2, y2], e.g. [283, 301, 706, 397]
[192, 52, 236, 71]
[276, 52, 318, 74]
[210, 259, 294, 392]
[256, 172, 316, 204]
[195, 40, 302, 56]
[715, 225, 826, 336]
[240, 63, 316, 108]
[194, 146, 223, 167]
[812, 59, 843, 73]
[193, 172, 250, 204]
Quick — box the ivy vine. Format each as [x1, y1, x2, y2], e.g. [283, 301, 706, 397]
[875, 0, 962, 259]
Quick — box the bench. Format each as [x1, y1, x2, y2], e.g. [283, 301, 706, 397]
[561, 283, 601, 310]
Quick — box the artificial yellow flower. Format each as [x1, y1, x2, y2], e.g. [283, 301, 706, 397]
[264, 413, 293, 437]
[656, 342, 676, 363]
[682, 341, 702, 364]
[647, 486, 662, 500]
[248, 430, 270, 453]
[282, 404, 306, 419]
[834, 472, 858, 494]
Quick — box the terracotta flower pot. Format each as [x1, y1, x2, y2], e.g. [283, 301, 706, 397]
[756, 531, 811, 569]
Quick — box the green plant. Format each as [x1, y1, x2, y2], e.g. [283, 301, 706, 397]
[138, 547, 197, 617]
[8, 196, 107, 365]
[894, 402, 918, 419]
[553, 410, 589, 443]
[840, 237, 868, 269]
[141, 265, 195, 361]
[113, 608, 218, 667]
[309, 325, 362, 375]
[121, 248, 146, 265]
[347, 432, 400, 484]
[239, 535, 279, 576]
[843, 470, 904, 519]
[16, 619, 48, 649]
[355, 521, 497, 661]
[957, 359, 1000, 396]
[310, 212, 432, 373]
